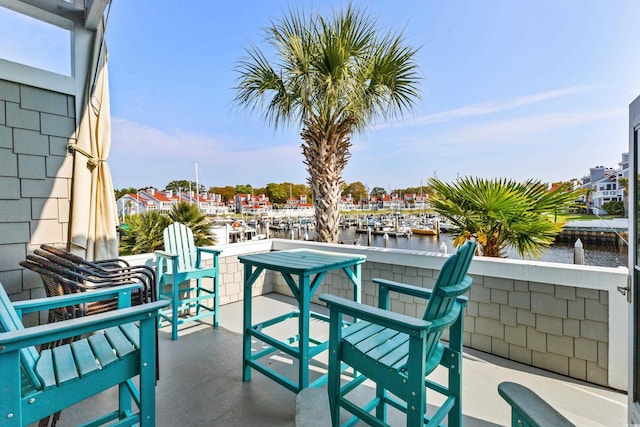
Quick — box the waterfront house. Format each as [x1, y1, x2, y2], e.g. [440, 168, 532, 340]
[180, 191, 229, 215]
[338, 193, 358, 211]
[235, 193, 273, 214]
[285, 193, 313, 211]
[116, 189, 229, 218]
[0, 0, 638, 424]
[381, 193, 405, 210]
[116, 192, 155, 219]
[579, 152, 629, 214]
[404, 192, 429, 210]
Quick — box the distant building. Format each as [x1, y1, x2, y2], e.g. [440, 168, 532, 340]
[381, 193, 404, 210]
[117, 188, 229, 218]
[285, 193, 313, 211]
[339, 194, 358, 211]
[235, 193, 273, 214]
[404, 193, 429, 210]
[579, 152, 629, 215]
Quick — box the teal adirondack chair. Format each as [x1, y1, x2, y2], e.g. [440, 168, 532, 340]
[155, 222, 222, 340]
[498, 382, 575, 427]
[319, 240, 476, 427]
[0, 282, 168, 426]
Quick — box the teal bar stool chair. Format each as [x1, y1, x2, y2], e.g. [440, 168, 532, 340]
[320, 240, 476, 427]
[155, 222, 222, 340]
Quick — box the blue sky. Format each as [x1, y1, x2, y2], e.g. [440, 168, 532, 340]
[5, 1, 640, 191]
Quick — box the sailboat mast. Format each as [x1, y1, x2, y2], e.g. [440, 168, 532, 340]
[195, 162, 199, 210]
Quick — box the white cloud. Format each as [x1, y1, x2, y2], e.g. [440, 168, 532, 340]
[109, 118, 307, 188]
[396, 108, 625, 152]
[374, 85, 592, 130]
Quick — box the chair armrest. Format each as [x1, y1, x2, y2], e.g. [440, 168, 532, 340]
[373, 278, 434, 300]
[373, 277, 471, 305]
[196, 247, 222, 256]
[154, 250, 178, 260]
[319, 293, 432, 335]
[13, 283, 144, 314]
[0, 300, 168, 352]
[498, 382, 575, 427]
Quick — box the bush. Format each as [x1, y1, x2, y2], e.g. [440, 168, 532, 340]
[601, 200, 624, 216]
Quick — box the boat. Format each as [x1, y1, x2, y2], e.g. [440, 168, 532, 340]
[411, 226, 438, 236]
[410, 218, 440, 235]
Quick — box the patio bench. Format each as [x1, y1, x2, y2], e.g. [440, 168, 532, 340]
[498, 382, 575, 427]
[295, 388, 331, 427]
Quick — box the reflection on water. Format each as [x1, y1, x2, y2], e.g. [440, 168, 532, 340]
[271, 228, 627, 268]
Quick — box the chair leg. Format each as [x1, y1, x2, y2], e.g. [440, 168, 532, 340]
[196, 278, 202, 316]
[448, 351, 463, 427]
[171, 280, 179, 341]
[118, 381, 132, 419]
[406, 340, 427, 427]
[213, 276, 219, 328]
[140, 317, 157, 426]
[375, 385, 386, 423]
[327, 313, 342, 427]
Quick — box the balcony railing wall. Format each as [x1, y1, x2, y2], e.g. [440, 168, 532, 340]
[123, 238, 628, 390]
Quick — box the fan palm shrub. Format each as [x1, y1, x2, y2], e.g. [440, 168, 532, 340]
[167, 202, 213, 246]
[119, 210, 171, 255]
[429, 177, 584, 258]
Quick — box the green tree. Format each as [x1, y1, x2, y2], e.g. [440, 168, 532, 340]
[166, 180, 205, 193]
[265, 182, 288, 204]
[370, 187, 387, 198]
[234, 4, 420, 242]
[168, 202, 213, 246]
[291, 183, 311, 200]
[119, 210, 171, 255]
[210, 186, 236, 203]
[235, 184, 253, 195]
[343, 182, 367, 203]
[429, 177, 584, 258]
[114, 187, 138, 200]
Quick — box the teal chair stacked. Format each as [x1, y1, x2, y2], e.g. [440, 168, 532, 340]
[0, 282, 168, 426]
[155, 222, 222, 340]
[320, 240, 476, 427]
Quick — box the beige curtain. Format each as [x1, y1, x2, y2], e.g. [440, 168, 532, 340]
[69, 19, 118, 260]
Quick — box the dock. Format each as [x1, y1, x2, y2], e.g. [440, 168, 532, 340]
[555, 218, 628, 246]
[354, 228, 411, 237]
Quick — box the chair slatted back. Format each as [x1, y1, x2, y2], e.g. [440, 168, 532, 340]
[421, 240, 475, 357]
[163, 223, 198, 272]
[0, 286, 42, 390]
[423, 240, 475, 321]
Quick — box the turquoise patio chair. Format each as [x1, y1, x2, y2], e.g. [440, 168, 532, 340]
[155, 222, 222, 340]
[0, 281, 167, 426]
[320, 240, 476, 427]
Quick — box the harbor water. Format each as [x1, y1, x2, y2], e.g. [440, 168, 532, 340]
[269, 227, 627, 268]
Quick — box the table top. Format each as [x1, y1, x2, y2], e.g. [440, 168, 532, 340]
[238, 249, 366, 275]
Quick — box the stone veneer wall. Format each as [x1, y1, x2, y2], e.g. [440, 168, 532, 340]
[0, 78, 75, 299]
[466, 276, 608, 386]
[265, 251, 614, 388]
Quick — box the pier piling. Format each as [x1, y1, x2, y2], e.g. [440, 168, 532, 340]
[574, 238, 584, 265]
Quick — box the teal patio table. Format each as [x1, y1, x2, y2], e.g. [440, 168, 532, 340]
[239, 248, 366, 392]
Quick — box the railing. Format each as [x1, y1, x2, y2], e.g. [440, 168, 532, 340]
[123, 238, 628, 390]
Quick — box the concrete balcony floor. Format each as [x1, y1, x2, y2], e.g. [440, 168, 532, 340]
[54, 294, 626, 426]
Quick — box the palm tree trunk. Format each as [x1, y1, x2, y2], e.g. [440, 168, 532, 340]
[301, 116, 353, 243]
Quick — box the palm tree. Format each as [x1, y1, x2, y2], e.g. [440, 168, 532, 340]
[119, 210, 171, 255]
[429, 177, 584, 258]
[234, 4, 420, 242]
[168, 202, 213, 246]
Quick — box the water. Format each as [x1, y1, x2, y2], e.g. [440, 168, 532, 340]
[270, 228, 627, 268]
